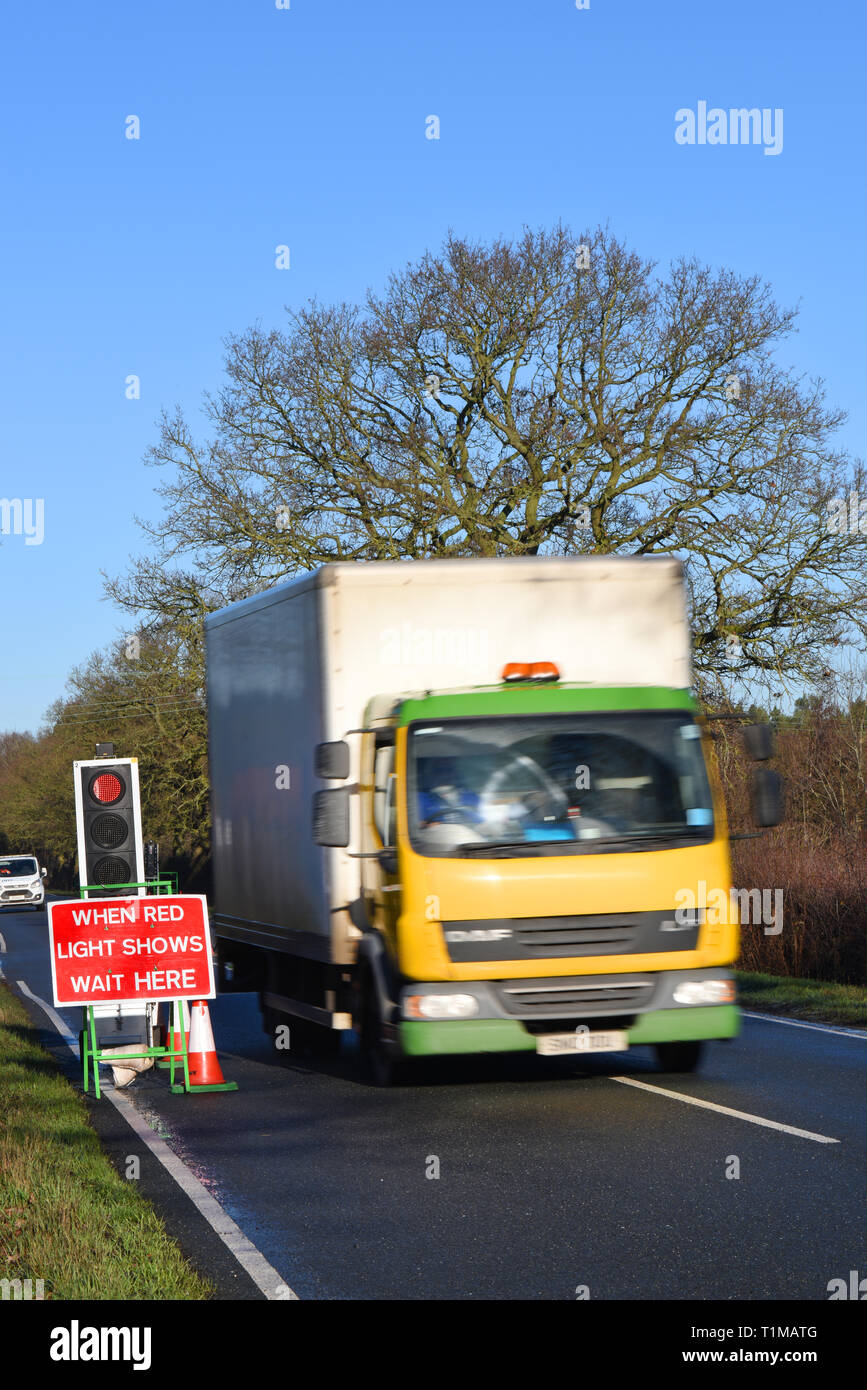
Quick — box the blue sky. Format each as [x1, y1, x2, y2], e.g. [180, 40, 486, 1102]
[1, 0, 864, 732]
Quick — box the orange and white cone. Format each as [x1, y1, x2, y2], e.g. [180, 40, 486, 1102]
[184, 1000, 237, 1091]
[157, 999, 190, 1069]
[167, 1000, 190, 1056]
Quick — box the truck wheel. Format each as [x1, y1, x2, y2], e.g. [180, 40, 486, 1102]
[359, 967, 407, 1087]
[654, 1041, 703, 1073]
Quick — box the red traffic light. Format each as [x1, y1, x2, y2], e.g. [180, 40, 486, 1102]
[89, 771, 124, 805]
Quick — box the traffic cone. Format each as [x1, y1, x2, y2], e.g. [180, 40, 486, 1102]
[173, 1000, 238, 1093]
[158, 1000, 190, 1068]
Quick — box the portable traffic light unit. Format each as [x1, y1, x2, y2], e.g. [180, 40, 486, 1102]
[73, 757, 145, 898]
[73, 756, 150, 1091]
[69, 758, 236, 1097]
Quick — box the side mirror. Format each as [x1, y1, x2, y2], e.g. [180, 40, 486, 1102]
[377, 847, 398, 875]
[313, 788, 350, 846]
[41, 867, 47, 878]
[314, 741, 350, 779]
[744, 723, 774, 761]
[384, 772, 398, 848]
[752, 767, 784, 828]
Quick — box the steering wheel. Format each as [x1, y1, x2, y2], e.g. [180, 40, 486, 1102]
[424, 806, 470, 826]
[478, 755, 569, 822]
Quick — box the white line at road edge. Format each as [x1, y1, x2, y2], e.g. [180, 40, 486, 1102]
[14, 979, 299, 1300]
[0, 931, 7, 953]
[612, 1075, 839, 1144]
[742, 1010, 867, 1040]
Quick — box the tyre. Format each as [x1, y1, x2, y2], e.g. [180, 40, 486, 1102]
[261, 952, 292, 1048]
[359, 965, 408, 1086]
[654, 1040, 704, 1073]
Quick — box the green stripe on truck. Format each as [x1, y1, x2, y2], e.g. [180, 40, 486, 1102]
[399, 1005, 740, 1056]
[398, 685, 696, 722]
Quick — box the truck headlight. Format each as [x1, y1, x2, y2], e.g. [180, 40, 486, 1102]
[405, 994, 479, 1020]
[673, 980, 735, 1005]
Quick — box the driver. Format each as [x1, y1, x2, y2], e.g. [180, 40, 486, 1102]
[418, 757, 480, 827]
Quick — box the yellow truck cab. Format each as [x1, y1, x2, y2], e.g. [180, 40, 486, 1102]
[357, 681, 738, 1074]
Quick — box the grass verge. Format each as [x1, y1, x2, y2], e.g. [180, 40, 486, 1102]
[737, 970, 867, 1027]
[0, 983, 212, 1299]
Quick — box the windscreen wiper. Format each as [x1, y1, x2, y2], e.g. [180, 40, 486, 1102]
[456, 829, 709, 854]
[580, 829, 708, 848]
[456, 839, 573, 854]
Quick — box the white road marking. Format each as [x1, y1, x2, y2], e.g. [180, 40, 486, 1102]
[0, 931, 7, 952]
[612, 1075, 839, 1144]
[15, 979, 298, 1300]
[742, 1010, 867, 1040]
[15, 980, 75, 1043]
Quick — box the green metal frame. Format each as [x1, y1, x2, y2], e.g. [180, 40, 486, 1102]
[78, 878, 176, 897]
[81, 999, 192, 1099]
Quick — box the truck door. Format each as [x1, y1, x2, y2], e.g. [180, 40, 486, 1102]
[368, 734, 401, 964]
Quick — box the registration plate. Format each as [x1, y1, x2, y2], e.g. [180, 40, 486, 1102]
[536, 1029, 628, 1055]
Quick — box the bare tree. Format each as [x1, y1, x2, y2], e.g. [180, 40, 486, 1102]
[107, 223, 867, 687]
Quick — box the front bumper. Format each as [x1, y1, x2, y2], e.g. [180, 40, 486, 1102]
[398, 968, 740, 1056]
[0, 888, 44, 906]
[401, 1006, 739, 1055]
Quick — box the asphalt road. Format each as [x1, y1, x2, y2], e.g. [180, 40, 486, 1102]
[3, 901, 865, 1301]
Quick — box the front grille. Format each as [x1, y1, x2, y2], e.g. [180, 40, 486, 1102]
[514, 917, 637, 955]
[496, 976, 656, 1018]
[521, 1015, 636, 1035]
[443, 910, 701, 962]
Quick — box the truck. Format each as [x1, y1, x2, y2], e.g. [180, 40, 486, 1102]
[205, 555, 782, 1084]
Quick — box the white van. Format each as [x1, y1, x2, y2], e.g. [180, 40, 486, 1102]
[0, 854, 47, 910]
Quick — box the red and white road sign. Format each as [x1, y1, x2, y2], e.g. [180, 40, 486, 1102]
[47, 895, 215, 1007]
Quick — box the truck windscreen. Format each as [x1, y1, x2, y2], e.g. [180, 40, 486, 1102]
[407, 713, 715, 857]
